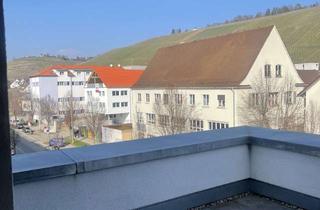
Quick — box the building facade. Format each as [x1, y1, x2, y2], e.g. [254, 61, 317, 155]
[131, 26, 304, 138]
[84, 67, 143, 125]
[29, 65, 94, 120]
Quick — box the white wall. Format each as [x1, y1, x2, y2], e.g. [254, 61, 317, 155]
[251, 146, 320, 198]
[39, 77, 58, 100]
[132, 88, 237, 137]
[14, 145, 250, 210]
[101, 127, 122, 143]
[295, 63, 319, 71]
[85, 86, 132, 124]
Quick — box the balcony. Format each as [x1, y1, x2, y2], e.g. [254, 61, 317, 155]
[12, 127, 320, 210]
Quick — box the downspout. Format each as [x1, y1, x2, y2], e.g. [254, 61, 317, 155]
[231, 88, 236, 127]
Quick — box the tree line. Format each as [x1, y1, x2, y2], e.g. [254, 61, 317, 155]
[171, 2, 320, 35]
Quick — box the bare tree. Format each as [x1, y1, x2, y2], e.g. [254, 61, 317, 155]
[39, 95, 58, 129]
[8, 88, 23, 122]
[84, 96, 105, 144]
[240, 75, 304, 131]
[62, 91, 83, 144]
[152, 88, 197, 136]
[305, 102, 320, 134]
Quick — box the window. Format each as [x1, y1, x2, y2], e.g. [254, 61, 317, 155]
[217, 95, 225, 108]
[155, 94, 161, 103]
[108, 114, 116, 119]
[284, 91, 296, 105]
[79, 81, 84, 86]
[190, 120, 204, 131]
[77, 72, 81, 75]
[121, 102, 128, 107]
[137, 112, 144, 124]
[276, 65, 282, 77]
[112, 91, 119, 96]
[87, 91, 92, 96]
[249, 93, 260, 107]
[146, 93, 150, 103]
[146, 113, 156, 124]
[66, 81, 70, 86]
[138, 93, 142, 102]
[175, 94, 182, 105]
[268, 92, 278, 106]
[163, 94, 169, 104]
[59, 71, 64, 75]
[159, 115, 170, 126]
[86, 72, 90, 75]
[203, 94, 209, 106]
[99, 91, 105, 96]
[112, 102, 120, 108]
[189, 94, 195, 105]
[99, 102, 105, 109]
[264, 64, 271, 78]
[121, 90, 128, 95]
[80, 97, 85, 101]
[209, 121, 229, 130]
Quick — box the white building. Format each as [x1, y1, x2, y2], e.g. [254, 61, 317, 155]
[295, 63, 319, 71]
[85, 66, 143, 125]
[29, 65, 93, 120]
[131, 26, 305, 138]
[298, 70, 320, 133]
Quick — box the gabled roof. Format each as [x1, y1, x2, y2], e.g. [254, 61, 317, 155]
[297, 70, 320, 85]
[92, 67, 144, 88]
[297, 70, 320, 95]
[133, 26, 274, 88]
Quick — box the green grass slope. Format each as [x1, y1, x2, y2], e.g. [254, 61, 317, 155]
[85, 7, 320, 66]
[8, 56, 78, 82]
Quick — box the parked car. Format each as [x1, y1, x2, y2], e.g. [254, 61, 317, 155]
[49, 138, 65, 150]
[23, 127, 34, 134]
[17, 123, 24, 129]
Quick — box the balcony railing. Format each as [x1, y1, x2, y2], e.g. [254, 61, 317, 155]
[12, 127, 320, 210]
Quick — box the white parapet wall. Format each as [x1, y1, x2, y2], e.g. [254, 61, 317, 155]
[12, 127, 320, 210]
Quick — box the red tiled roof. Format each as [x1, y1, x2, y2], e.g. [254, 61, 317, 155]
[93, 67, 144, 88]
[31, 65, 144, 88]
[30, 65, 99, 77]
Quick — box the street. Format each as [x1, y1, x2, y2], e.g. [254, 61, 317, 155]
[15, 133, 47, 154]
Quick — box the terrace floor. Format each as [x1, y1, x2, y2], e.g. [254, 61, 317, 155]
[199, 194, 300, 210]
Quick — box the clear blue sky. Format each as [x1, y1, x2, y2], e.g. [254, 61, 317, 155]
[4, 0, 317, 60]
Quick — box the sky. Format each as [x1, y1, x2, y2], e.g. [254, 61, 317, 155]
[4, 0, 317, 60]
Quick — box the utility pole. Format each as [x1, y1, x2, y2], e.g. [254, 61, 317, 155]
[69, 71, 75, 144]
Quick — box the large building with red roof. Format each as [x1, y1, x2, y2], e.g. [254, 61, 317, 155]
[85, 67, 143, 126]
[29, 65, 143, 126]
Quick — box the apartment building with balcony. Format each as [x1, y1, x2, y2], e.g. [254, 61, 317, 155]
[131, 26, 304, 138]
[84, 67, 143, 125]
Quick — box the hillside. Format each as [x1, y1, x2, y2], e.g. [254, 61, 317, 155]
[7, 56, 78, 82]
[85, 7, 320, 66]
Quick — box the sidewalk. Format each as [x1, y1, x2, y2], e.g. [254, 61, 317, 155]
[15, 126, 94, 150]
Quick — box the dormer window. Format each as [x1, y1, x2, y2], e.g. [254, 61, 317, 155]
[264, 65, 271, 78]
[276, 65, 282, 77]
